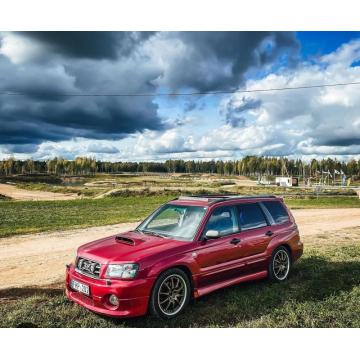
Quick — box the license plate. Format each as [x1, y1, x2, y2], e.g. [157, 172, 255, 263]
[71, 279, 90, 296]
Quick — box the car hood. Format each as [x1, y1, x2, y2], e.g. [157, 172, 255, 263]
[77, 231, 188, 264]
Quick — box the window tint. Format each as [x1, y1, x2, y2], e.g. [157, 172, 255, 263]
[205, 206, 238, 236]
[140, 204, 206, 241]
[147, 207, 180, 228]
[237, 203, 267, 230]
[262, 201, 289, 224]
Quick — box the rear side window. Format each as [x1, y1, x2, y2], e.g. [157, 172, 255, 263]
[262, 201, 290, 224]
[237, 203, 268, 231]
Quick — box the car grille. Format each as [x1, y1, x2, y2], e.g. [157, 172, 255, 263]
[76, 257, 101, 278]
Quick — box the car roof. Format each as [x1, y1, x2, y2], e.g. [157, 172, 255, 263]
[169, 194, 281, 207]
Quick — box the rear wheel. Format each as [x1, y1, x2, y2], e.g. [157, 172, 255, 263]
[268, 246, 291, 282]
[149, 268, 191, 319]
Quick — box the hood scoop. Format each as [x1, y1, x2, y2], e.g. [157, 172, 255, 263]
[115, 235, 136, 246]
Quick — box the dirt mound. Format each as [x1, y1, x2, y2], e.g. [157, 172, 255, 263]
[0, 184, 78, 201]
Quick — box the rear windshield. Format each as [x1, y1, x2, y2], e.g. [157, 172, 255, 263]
[262, 201, 290, 224]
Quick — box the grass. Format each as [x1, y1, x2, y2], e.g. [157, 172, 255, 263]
[0, 195, 172, 238]
[285, 196, 360, 208]
[0, 195, 359, 238]
[1, 228, 359, 328]
[15, 182, 105, 197]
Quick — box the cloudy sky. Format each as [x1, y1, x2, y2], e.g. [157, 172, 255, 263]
[0, 31, 360, 161]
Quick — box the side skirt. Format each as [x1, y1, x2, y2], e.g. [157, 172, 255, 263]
[194, 270, 268, 298]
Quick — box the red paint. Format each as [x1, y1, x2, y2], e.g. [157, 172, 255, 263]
[65, 196, 303, 318]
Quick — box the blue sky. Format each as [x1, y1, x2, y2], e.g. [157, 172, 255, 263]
[297, 32, 360, 58]
[0, 31, 359, 161]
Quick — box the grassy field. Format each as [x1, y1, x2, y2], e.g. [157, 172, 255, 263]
[12, 174, 359, 198]
[0, 195, 172, 238]
[284, 196, 360, 208]
[15, 182, 102, 197]
[0, 195, 359, 238]
[1, 228, 359, 328]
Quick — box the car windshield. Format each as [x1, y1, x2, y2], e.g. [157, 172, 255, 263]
[137, 204, 207, 241]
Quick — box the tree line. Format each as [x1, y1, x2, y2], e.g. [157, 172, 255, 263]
[0, 156, 359, 178]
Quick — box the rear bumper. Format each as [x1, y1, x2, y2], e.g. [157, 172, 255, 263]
[292, 239, 304, 263]
[65, 264, 154, 318]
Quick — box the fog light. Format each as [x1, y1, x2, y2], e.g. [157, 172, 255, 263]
[108, 294, 119, 306]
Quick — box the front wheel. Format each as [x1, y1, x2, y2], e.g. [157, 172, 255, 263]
[268, 246, 291, 282]
[149, 268, 191, 319]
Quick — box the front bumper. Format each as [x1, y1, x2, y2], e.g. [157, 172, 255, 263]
[65, 264, 154, 318]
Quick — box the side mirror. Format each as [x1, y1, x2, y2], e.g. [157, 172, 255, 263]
[204, 229, 220, 239]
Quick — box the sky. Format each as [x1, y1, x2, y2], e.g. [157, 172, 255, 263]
[0, 31, 360, 162]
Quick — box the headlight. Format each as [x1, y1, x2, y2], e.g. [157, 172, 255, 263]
[106, 263, 139, 279]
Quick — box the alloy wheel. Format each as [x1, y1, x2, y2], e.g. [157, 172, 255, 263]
[157, 274, 187, 316]
[273, 249, 290, 280]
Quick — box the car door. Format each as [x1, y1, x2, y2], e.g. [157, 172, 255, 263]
[235, 202, 274, 273]
[195, 205, 245, 287]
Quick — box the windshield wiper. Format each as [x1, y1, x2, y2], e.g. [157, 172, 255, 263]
[141, 230, 168, 238]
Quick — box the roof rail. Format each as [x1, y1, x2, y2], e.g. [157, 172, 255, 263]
[176, 194, 277, 204]
[176, 196, 219, 203]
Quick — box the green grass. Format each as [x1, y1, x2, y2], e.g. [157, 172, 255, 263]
[0, 195, 172, 238]
[15, 182, 105, 197]
[1, 242, 359, 327]
[0, 195, 359, 238]
[285, 196, 360, 208]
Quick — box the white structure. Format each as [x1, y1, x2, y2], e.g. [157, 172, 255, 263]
[275, 176, 298, 187]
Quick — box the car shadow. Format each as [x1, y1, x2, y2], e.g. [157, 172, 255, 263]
[0, 286, 64, 328]
[0, 286, 63, 300]
[111, 255, 360, 327]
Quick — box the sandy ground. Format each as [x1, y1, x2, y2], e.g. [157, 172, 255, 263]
[0, 183, 79, 201]
[0, 208, 359, 290]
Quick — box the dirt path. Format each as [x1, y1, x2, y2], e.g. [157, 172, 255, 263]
[291, 208, 360, 236]
[0, 208, 359, 290]
[0, 183, 78, 201]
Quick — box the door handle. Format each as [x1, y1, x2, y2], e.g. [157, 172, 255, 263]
[230, 238, 241, 245]
[266, 230, 274, 237]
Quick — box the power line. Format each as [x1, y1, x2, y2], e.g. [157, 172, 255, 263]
[1, 81, 360, 97]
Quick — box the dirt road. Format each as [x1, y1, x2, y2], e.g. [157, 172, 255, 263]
[0, 208, 359, 290]
[0, 183, 78, 201]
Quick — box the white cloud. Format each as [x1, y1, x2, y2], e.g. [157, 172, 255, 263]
[132, 40, 360, 160]
[217, 41, 360, 157]
[0, 32, 48, 64]
[2, 37, 360, 162]
[133, 129, 192, 155]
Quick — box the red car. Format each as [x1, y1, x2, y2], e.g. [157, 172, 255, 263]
[66, 195, 303, 319]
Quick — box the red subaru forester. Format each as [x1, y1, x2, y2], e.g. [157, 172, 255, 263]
[66, 195, 303, 319]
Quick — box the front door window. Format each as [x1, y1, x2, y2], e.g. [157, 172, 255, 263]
[204, 206, 238, 236]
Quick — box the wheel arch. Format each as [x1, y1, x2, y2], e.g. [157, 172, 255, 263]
[277, 243, 293, 262]
[269, 239, 293, 260]
[150, 264, 194, 297]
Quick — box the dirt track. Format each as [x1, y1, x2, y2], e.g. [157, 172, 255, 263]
[0, 183, 78, 201]
[0, 208, 359, 290]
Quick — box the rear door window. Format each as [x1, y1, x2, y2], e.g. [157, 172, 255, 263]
[237, 203, 268, 231]
[262, 201, 290, 224]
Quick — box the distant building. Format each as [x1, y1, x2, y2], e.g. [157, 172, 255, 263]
[275, 176, 299, 187]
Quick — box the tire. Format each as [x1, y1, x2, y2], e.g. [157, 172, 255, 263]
[268, 246, 291, 282]
[149, 268, 191, 319]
